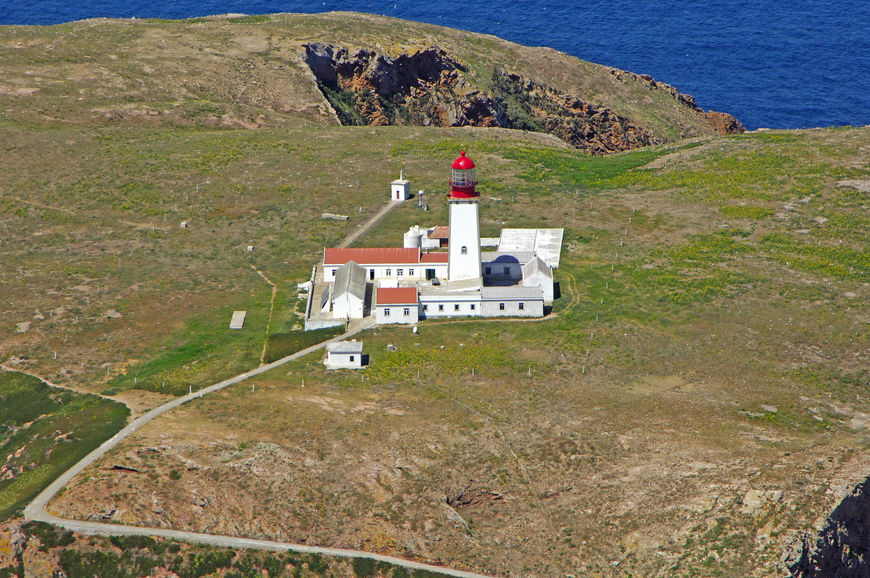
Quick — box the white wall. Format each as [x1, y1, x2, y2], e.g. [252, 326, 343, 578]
[482, 262, 523, 282]
[326, 351, 363, 368]
[480, 298, 543, 318]
[323, 263, 447, 283]
[523, 272, 554, 305]
[447, 200, 481, 283]
[376, 304, 420, 325]
[419, 297, 482, 319]
[333, 292, 364, 319]
[391, 181, 410, 201]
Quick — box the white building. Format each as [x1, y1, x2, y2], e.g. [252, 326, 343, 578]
[446, 151, 482, 289]
[521, 256, 555, 305]
[325, 340, 365, 369]
[482, 251, 534, 283]
[323, 247, 448, 283]
[391, 173, 410, 201]
[480, 286, 544, 317]
[403, 225, 443, 251]
[375, 286, 420, 324]
[331, 261, 366, 319]
[313, 150, 557, 328]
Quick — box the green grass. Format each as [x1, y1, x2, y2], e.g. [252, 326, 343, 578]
[14, 528, 443, 578]
[0, 371, 129, 521]
[718, 204, 774, 219]
[109, 288, 272, 396]
[263, 326, 345, 364]
[759, 232, 870, 281]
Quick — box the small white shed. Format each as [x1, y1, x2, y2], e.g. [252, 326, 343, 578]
[391, 173, 410, 202]
[325, 340, 365, 369]
[522, 256, 555, 305]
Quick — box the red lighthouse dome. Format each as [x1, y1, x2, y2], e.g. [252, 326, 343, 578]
[449, 150, 478, 199]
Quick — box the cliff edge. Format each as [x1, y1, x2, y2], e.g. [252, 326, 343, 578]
[0, 12, 742, 153]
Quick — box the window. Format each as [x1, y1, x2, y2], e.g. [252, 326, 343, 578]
[499, 302, 505, 311]
[454, 304, 460, 311]
[386, 268, 392, 276]
[332, 269, 337, 276]
[384, 308, 390, 316]
[438, 304, 444, 312]
[397, 268, 403, 276]
[403, 308, 410, 316]
[369, 269, 375, 280]
[408, 268, 414, 276]
[503, 266, 510, 275]
[461, 246, 468, 254]
[485, 267, 491, 275]
[519, 302, 524, 310]
[423, 304, 428, 312]
[470, 304, 475, 311]
[350, 355, 355, 362]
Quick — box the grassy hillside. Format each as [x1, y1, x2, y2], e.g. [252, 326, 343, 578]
[0, 371, 128, 521]
[0, 12, 868, 577]
[0, 12, 719, 142]
[1, 120, 861, 575]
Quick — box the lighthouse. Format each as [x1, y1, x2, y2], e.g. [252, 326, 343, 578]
[447, 150, 482, 289]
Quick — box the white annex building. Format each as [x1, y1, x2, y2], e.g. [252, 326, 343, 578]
[308, 151, 561, 327]
[325, 340, 365, 369]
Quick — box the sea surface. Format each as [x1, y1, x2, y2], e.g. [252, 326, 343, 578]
[1, 0, 868, 130]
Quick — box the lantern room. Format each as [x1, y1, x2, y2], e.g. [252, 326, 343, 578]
[449, 150, 478, 199]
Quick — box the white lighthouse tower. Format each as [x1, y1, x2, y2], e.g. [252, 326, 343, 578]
[447, 150, 482, 289]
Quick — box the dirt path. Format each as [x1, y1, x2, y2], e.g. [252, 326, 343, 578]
[0, 363, 121, 405]
[29, 514, 491, 578]
[338, 200, 399, 248]
[251, 265, 279, 366]
[22, 322, 490, 577]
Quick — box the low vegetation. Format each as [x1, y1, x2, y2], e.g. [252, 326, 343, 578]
[0, 15, 868, 574]
[1, 523, 436, 577]
[0, 372, 128, 520]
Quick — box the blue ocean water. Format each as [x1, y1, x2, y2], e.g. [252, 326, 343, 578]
[1, 0, 868, 130]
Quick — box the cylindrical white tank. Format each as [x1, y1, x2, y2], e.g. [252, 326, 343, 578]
[404, 226, 423, 248]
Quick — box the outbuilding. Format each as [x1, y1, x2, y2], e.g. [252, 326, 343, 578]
[522, 256, 555, 305]
[325, 340, 365, 369]
[332, 261, 367, 319]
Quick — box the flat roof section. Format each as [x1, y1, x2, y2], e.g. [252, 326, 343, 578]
[229, 310, 247, 329]
[327, 340, 363, 354]
[498, 228, 564, 269]
[481, 286, 543, 300]
[420, 252, 449, 263]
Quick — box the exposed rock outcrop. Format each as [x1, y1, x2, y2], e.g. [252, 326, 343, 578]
[303, 43, 656, 154]
[609, 69, 745, 135]
[491, 72, 655, 154]
[788, 476, 870, 575]
[705, 110, 746, 134]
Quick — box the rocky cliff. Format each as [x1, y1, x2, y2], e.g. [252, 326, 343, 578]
[0, 13, 743, 149]
[304, 43, 659, 154]
[608, 69, 745, 135]
[788, 476, 870, 575]
[303, 42, 743, 154]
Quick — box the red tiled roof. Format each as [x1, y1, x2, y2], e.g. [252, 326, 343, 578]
[420, 252, 449, 263]
[376, 287, 419, 305]
[428, 226, 449, 239]
[324, 247, 420, 266]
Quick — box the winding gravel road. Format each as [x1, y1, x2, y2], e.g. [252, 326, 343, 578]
[22, 198, 493, 577]
[23, 319, 491, 577]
